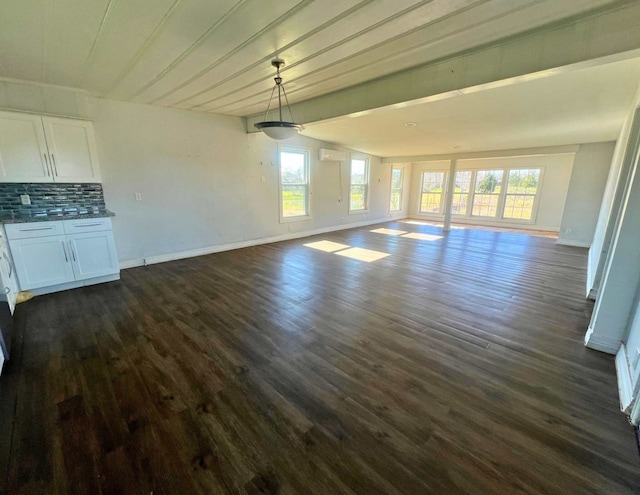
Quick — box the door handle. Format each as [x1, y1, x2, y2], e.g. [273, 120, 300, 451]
[51, 154, 58, 176]
[62, 242, 69, 263]
[19, 227, 54, 232]
[3, 253, 12, 278]
[43, 153, 51, 176]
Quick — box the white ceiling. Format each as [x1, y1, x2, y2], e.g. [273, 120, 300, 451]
[1, 0, 637, 158]
[303, 57, 640, 157]
[0, 0, 624, 117]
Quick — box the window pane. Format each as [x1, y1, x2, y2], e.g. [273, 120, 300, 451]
[390, 191, 401, 211]
[452, 170, 472, 215]
[419, 172, 445, 213]
[280, 151, 306, 184]
[391, 168, 402, 189]
[472, 170, 503, 217]
[503, 194, 535, 219]
[350, 185, 366, 210]
[472, 194, 500, 217]
[282, 185, 307, 217]
[351, 159, 367, 185]
[507, 169, 540, 194]
[474, 170, 503, 194]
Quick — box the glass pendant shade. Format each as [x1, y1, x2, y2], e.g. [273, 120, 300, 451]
[254, 59, 303, 140]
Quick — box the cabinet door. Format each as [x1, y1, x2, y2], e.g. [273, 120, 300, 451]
[68, 231, 119, 281]
[41, 117, 101, 183]
[0, 248, 19, 314]
[0, 111, 52, 182]
[9, 235, 75, 290]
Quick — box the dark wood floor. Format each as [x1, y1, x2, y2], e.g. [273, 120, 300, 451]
[1, 221, 639, 494]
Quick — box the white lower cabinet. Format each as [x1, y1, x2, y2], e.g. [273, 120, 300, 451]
[5, 218, 119, 293]
[68, 231, 119, 280]
[9, 235, 75, 289]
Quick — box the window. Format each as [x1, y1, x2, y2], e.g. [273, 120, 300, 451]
[452, 170, 472, 215]
[419, 172, 447, 213]
[503, 168, 540, 220]
[349, 156, 369, 212]
[389, 167, 403, 212]
[279, 148, 309, 220]
[471, 169, 503, 217]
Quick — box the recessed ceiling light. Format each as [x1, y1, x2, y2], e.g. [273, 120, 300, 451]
[404, 122, 417, 127]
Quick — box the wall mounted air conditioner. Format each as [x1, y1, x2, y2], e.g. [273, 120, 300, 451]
[318, 148, 346, 162]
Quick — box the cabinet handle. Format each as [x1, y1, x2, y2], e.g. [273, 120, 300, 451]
[51, 154, 59, 176]
[43, 153, 51, 176]
[74, 223, 102, 227]
[69, 241, 76, 261]
[19, 227, 54, 232]
[62, 242, 69, 263]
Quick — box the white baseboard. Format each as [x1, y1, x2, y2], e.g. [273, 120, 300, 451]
[555, 238, 591, 248]
[28, 273, 121, 296]
[119, 217, 405, 270]
[616, 344, 635, 413]
[584, 326, 621, 355]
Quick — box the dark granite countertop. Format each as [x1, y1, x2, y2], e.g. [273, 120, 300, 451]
[0, 209, 115, 224]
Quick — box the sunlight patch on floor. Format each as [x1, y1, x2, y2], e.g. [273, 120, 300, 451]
[401, 232, 444, 241]
[303, 240, 351, 252]
[370, 228, 408, 236]
[335, 247, 390, 262]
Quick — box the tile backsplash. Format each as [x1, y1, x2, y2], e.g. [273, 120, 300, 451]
[0, 183, 106, 216]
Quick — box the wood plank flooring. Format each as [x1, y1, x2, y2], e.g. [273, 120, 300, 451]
[1, 220, 639, 494]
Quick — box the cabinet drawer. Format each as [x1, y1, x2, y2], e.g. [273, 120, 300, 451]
[5, 221, 65, 240]
[63, 217, 112, 233]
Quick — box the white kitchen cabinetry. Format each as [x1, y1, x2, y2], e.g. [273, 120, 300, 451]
[5, 218, 118, 293]
[0, 111, 101, 183]
[7, 234, 75, 289]
[0, 230, 19, 313]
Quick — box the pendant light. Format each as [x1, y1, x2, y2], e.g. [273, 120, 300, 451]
[254, 58, 303, 140]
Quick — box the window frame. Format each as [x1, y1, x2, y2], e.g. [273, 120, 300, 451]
[389, 166, 404, 213]
[470, 169, 507, 219]
[418, 170, 448, 215]
[349, 154, 370, 214]
[500, 167, 544, 222]
[278, 145, 311, 223]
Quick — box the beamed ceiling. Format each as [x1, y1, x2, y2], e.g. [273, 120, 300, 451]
[0, 0, 628, 118]
[0, 0, 632, 116]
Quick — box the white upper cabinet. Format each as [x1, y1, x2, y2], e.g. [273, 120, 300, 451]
[42, 117, 101, 183]
[0, 111, 51, 182]
[0, 111, 101, 183]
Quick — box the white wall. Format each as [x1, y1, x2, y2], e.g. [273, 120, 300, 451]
[407, 153, 574, 231]
[588, 85, 640, 296]
[86, 97, 402, 266]
[557, 142, 616, 247]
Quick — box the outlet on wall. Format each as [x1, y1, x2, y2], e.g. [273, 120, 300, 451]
[20, 194, 30, 205]
[564, 228, 572, 236]
[135, 193, 142, 201]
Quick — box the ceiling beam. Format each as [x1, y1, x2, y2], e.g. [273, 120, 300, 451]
[246, 1, 640, 133]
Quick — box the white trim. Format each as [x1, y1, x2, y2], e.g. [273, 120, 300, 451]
[616, 344, 635, 413]
[584, 326, 621, 354]
[278, 145, 311, 223]
[555, 239, 591, 248]
[389, 166, 404, 214]
[349, 153, 370, 213]
[119, 217, 403, 270]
